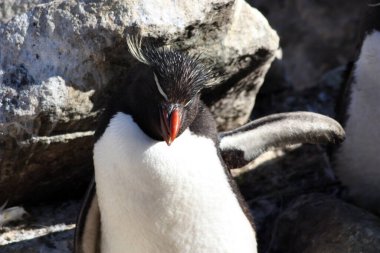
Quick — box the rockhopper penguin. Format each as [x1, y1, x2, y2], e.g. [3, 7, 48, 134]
[75, 37, 345, 253]
[80, 38, 257, 253]
[334, 2, 380, 214]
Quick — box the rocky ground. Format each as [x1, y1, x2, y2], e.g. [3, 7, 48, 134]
[2, 65, 380, 252]
[0, 62, 358, 253]
[0, 200, 79, 253]
[2, 1, 380, 253]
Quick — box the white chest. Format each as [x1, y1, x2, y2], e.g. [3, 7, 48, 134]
[94, 112, 257, 253]
[335, 31, 380, 211]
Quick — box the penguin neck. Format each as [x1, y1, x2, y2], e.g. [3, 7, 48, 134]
[93, 112, 256, 253]
[335, 31, 380, 211]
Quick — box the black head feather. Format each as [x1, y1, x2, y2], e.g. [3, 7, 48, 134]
[111, 36, 215, 143]
[145, 48, 208, 102]
[127, 36, 214, 104]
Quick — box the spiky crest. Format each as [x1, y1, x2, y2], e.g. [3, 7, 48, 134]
[126, 36, 149, 64]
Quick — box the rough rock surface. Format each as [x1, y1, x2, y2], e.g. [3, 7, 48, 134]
[249, 0, 365, 89]
[0, 0, 54, 23]
[3, 39, 380, 253]
[0, 200, 80, 253]
[238, 144, 380, 253]
[0, 0, 279, 204]
[4, 1, 380, 253]
[237, 145, 341, 252]
[267, 193, 380, 253]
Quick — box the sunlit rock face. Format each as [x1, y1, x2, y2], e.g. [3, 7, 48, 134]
[0, 0, 279, 204]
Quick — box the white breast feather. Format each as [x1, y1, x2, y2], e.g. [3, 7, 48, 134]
[94, 112, 257, 253]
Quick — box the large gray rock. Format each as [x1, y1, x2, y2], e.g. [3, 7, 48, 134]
[0, 200, 80, 253]
[237, 145, 342, 252]
[249, 0, 365, 89]
[0, 0, 279, 204]
[267, 194, 380, 253]
[0, 0, 54, 24]
[238, 144, 380, 253]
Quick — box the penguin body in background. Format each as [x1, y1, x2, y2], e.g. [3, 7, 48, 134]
[334, 2, 380, 213]
[75, 38, 345, 253]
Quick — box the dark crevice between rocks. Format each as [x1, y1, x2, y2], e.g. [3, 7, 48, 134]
[237, 145, 345, 253]
[0, 134, 94, 205]
[251, 58, 346, 121]
[2, 65, 35, 89]
[202, 48, 273, 106]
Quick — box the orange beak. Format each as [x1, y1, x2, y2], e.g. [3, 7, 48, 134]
[160, 105, 182, 145]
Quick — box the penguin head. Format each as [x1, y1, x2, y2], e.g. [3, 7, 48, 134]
[123, 37, 214, 145]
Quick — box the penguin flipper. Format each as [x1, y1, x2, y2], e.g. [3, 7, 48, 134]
[74, 179, 101, 253]
[219, 111, 345, 169]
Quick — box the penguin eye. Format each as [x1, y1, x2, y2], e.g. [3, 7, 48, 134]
[153, 72, 168, 101]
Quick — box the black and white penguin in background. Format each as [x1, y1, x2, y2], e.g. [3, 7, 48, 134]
[74, 37, 345, 253]
[334, 1, 380, 214]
